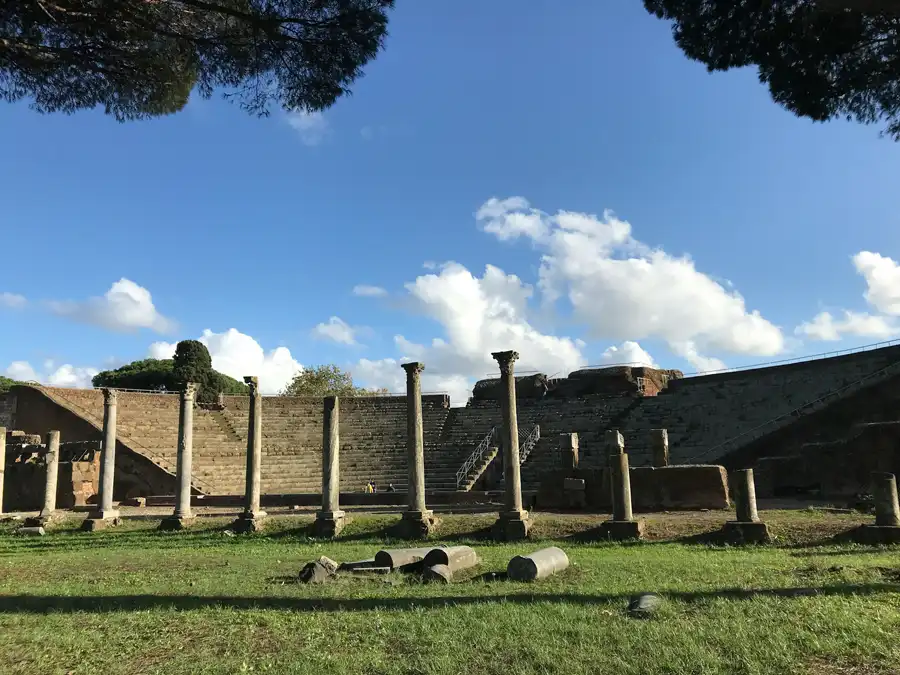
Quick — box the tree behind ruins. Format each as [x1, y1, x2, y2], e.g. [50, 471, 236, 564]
[281, 365, 388, 397]
[1, 1, 394, 121]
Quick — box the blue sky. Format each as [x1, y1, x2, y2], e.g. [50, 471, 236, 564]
[2, 1, 900, 403]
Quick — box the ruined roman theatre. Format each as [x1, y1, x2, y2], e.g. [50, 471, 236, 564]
[2, 342, 900, 536]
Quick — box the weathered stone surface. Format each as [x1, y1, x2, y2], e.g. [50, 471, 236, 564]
[423, 564, 452, 584]
[632, 465, 730, 511]
[121, 497, 147, 508]
[318, 396, 342, 528]
[491, 350, 530, 538]
[849, 524, 900, 545]
[298, 561, 332, 584]
[16, 526, 45, 536]
[396, 512, 440, 539]
[81, 516, 121, 531]
[605, 429, 625, 456]
[374, 547, 434, 570]
[599, 519, 645, 541]
[158, 516, 196, 531]
[348, 566, 391, 575]
[313, 511, 346, 538]
[402, 363, 432, 529]
[721, 520, 771, 544]
[507, 547, 569, 581]
[627, 593, 663, 618]
[231, 514, 266, 533]
[650, 429, 669, 468]
[732, 469, 761, 523]
[338, 559, 378, 571]
[872, 472, 900, 527]
[610, 452, 634, 522]
[423, 546, 479, 573]
[492, 512, 532, 541]
[316, 556, 339, 575]
[559, 433, 579, 470]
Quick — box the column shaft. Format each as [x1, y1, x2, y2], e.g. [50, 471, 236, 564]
[244, 377, 263, 516]
[98, 389, 118, 513]
[496, 353, 523, 513]
[174, 384, 196, 519]
[610, 452, 634, 521]
[41, 430, 60, 517]
[403, 363, 427, 514]
[732, 469, 760, 522]
[321, 396, 340, 514]
[872, 472, 900, 527]
[651, 429, 669, 468]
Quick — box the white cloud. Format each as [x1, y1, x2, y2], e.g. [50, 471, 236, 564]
[5, 360, 98, 387]
[0, 292, 26, 309]
[670, 341, 727, 372]
[312, 316, 359, 346]
[795, 310, 898, 342]
[600, 341, 657, 367]
[48, 278, 175, 334]
[351, 261, 587, 404]
[150, 329, 302, 395]
[477, 197, 785, 360]
[286, 110, 328, 146]
[854, 251, 900, 316]
[795, 251, 900, 343]
[352, 284, 388, 298]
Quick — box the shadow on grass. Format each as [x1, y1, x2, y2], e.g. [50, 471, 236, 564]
[0, 583, 897, 614]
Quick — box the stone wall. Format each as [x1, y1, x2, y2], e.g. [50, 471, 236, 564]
[536, 464, 729, 511]
[0, 392, 15, 428]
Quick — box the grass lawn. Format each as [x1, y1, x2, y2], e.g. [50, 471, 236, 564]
[1, 509, 899, 675]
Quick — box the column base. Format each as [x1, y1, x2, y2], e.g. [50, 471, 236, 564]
[313, 510, 347, 538]
[230, 511, 268, 533]
[81, 510, 121, 532]
[721, 520, 771, 544]
[849, 524, 900, 545]
[600, 519, 645, 541]
[24, 512, 58, 528]
[492, 510, 532, 541]
[396, 510, 440, 539]
[158, 515, 196, 531]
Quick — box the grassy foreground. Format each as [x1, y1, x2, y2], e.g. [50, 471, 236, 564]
[1, 510, 899, 675]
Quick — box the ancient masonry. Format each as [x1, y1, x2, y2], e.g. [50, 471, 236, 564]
[2, 342, 900, 517]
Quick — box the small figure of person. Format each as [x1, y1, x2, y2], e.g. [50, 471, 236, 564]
[387, 483, 396, 493]
[371, 481, 378, 494]
[364, 481, 373, 494]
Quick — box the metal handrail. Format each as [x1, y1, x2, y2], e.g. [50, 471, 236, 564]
[34, 385, 218, 494]
[683, 358, 900, 464]
[519, 424, 541, 464]
[455, 426, 496, 489]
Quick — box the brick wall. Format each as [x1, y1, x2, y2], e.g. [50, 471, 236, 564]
[0, 392, 15, 428]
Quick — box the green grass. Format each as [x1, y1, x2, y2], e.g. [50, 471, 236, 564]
[1, 511, 899, 675]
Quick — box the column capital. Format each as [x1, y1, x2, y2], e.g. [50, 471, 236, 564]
[102, 388, 118, 405]
[402, 362, 425, 377]
[243, 375, 260, 395]
[491, 350, 519, 374]
[181, 382, 198, 400]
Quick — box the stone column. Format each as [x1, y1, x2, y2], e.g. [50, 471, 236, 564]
[35, 431, 60, 525]
[872, 472, 900, 527]
[605, 429, 625, 458]
[232, 376, 266, 533]
[83, 389, 121, 531]
[560, 433, 579, 470]
[160, 383, 197, 531]
[722, 469, 770, 543]
[314, 396, 345, 537]
[600, 451, 644, 540]
[491, 350, 531, 540]
[651, 429, 669, 467]
[0, 427, 5, 516]
[399, 362, 438, 537]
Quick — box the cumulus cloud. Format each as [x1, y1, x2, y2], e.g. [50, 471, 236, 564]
[351, 262, 587, 404]
[48, 278, 175, 334]
[854, 251, 900, 316]
[286, 110, 328, 146]
[600, 341, 657, 367]
[795, 310, 898, 342]
[150, 328, 302, 395]
[352, 284, 388, 298]
[669, 341, 727, 373]
[477, 197, 784, 362]
[0, 292, 26, 309]
[795, 251, 900, 343]
[5, 360, 99, 388]
[312, 316, 359, 346]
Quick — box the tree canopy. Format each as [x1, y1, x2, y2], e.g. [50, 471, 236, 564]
[0, 375, 23, 394]
[1, 0, 394, 121]
[281, 364, 388, 397]
[92, 342, 248, 402]
[644, 0, 900, 139]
